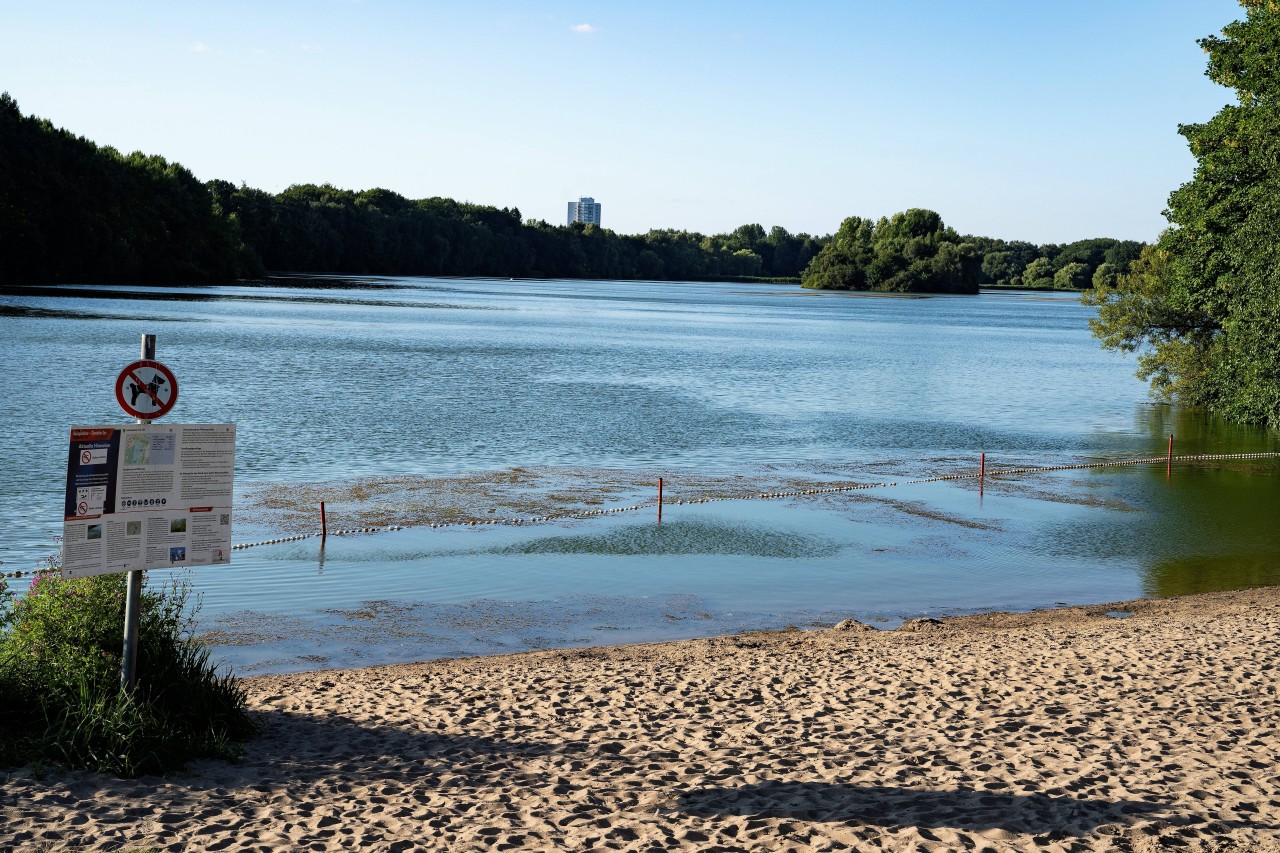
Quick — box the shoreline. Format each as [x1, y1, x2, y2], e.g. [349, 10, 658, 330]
[4, 585, 1280, 851]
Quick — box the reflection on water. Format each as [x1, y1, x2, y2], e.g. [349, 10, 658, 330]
[0, 304, 190, 322]
[1045, 434, 1280, 599]
[2, 282, 493, 312]
[2, 278, 1278, 673]
[1135, 404, 1280, 456]
[1136, 461, 1280, 597]
[1146, 554, 1280, 597]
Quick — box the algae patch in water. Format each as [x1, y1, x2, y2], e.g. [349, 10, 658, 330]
[238, 457, 1150, 545]
[240, 465, 869, 534]
[503, 518, 841, 559]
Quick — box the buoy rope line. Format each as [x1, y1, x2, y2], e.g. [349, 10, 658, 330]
[4, 451, 1275, 574]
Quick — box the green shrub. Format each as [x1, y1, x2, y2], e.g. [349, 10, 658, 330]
[0, 555, 255, 776]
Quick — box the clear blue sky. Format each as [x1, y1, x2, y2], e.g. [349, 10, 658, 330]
[1, 0, 1242, 244]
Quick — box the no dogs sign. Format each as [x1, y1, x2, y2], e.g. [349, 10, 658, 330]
[115, 360, 179, 419]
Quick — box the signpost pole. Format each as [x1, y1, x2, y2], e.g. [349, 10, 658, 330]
[120, 333, 155, 691]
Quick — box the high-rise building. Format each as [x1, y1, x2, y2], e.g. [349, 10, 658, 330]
[567, 197, 602, 226]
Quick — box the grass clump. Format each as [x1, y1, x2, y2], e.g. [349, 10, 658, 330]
[0, 553, 255, 776]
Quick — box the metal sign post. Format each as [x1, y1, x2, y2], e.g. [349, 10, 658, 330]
[120, 333, 155, 692]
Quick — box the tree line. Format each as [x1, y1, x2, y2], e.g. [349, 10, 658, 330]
[205, 181, 829, 282]
[1, 92, 1139, 294]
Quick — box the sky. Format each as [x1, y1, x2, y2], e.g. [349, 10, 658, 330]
[1, 0, 1244, 245]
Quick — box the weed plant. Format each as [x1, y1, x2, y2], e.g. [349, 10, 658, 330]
[0, 553, 255, 776]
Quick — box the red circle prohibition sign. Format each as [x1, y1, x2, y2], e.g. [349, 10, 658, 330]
[115, 359, 179, 419]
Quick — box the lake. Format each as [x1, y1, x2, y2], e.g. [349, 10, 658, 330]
[2, 277, 1279, 672]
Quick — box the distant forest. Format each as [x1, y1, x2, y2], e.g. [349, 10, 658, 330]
[0, 94, 1143, 293]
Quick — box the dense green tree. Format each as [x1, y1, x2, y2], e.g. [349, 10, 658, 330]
[730, 248, 764, 276]
[1104, 239, 1144, 270]
[1085, 0, 1280, 427]
[768, 227, 795, 276]
[974, 240, 1039, 286]
[799, 216, 873, 290]
[1091, 262, 1121, 289]
[635, 249, 664, 279]
[1054, 262, 1092, 290]
[981, 251, 1018, 286]
[757, 225, 824, 278]
[1055, 238, 1115, 271]
[726, 223, 767, 255]
[1021, 257, 1055, 289]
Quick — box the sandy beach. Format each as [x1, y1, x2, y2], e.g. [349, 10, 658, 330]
[3, 587, 1279, 852]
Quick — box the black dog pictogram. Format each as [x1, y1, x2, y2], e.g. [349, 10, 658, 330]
[129, 375, 166, 407]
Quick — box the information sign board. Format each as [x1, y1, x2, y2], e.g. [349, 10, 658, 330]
[115, 360, 179, 420]
[62, 423, 235, 579]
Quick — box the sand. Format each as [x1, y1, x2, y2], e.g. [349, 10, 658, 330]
[3, 588, 1280, 852]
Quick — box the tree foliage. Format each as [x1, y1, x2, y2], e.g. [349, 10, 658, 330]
[2, 93, 1144, 292]
[802, 209, 1142, 294]
[800, 210, 983, 294]
[1022, 257, 1056, 290]
[0, 93, 249, 283]
[1054, 262, 1092, 291]
[1084, 1, 1280, 427]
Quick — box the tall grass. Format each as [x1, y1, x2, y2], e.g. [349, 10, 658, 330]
[0, 555, 255, 776]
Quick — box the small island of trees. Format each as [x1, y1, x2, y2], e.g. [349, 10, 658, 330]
[799, 209, 1143, 295]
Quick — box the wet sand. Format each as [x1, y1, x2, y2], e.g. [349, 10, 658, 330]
[3, 587, 1279, 851]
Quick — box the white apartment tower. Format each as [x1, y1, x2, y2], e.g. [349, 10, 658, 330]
[567, 197, 602, 226]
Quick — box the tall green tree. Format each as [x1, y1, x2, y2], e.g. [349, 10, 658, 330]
[1084, 1, 1280, 427]
[1021, 257, 1055, 289]
[1054, 262, 1092, 291]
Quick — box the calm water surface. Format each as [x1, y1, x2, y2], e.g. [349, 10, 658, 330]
[2, 277, 1278, 672]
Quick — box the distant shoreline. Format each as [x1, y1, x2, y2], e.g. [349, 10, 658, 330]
[1, 275, 1094, 297]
